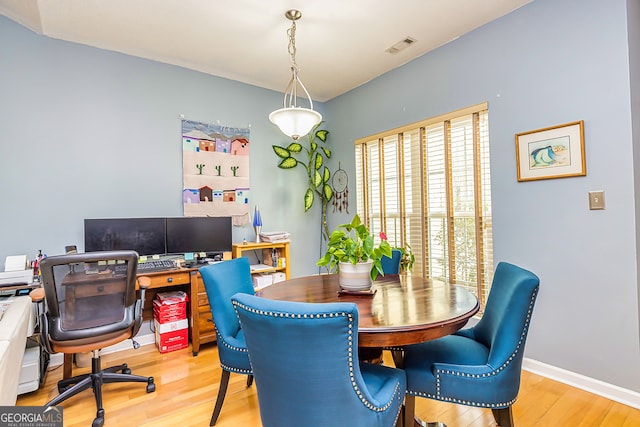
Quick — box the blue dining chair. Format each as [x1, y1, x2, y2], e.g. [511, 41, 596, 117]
[231, 293, 406, 427]
[402, 262, 540, 427]
[380, 249, 402, 274]
[199, 257, 255, 426]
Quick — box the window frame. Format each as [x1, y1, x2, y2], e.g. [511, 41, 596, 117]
[354, 102, 493, 305]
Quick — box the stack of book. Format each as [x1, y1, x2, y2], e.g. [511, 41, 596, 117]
[259, 231, 290, 243]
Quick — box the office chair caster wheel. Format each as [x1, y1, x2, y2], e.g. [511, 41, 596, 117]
[92, 409, 105, 427]
[147, 377, 155, 393]
[121, 363, 131, 374]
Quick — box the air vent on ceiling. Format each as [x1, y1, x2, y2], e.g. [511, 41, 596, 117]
[385, 37, 417, 54]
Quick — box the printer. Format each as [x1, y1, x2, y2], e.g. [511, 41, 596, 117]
[0, 255, 34, 286]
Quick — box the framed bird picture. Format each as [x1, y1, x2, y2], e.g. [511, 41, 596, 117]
[515, 120, 585, 182]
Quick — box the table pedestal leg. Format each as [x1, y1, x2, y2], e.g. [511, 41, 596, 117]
[359, 347, 383, 364]
[403, 395, 447, 427]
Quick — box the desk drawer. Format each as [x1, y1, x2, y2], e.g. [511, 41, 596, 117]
[198, 307, 215, 335]
[72, 280, 124, 298]
[145, 272, 191, 289]
[198, 292, 211, 307]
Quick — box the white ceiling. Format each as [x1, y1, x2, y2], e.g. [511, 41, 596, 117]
[0, 0, 532, 102]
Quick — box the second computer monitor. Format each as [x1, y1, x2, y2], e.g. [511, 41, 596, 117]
[165, 216, 232, 256]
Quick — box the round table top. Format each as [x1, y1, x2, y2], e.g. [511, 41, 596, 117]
[258, 274, 480, 348]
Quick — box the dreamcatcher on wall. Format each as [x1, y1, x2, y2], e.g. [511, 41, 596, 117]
[181, 119, 251, 225]
[332, 162, 349, 213]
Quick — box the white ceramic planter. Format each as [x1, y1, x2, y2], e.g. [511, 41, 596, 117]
[338, 261, 373, 291]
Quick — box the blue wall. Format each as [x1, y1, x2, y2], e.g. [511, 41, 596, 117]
[1, 0, 638, 393]
[0, 15, 328, 277]
[326, 0, 640, 392]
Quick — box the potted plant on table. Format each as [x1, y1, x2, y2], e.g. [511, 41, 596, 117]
[317, 214, 392, 291]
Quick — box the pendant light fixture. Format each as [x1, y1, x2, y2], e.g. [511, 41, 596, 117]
[269, 9, 322, 140]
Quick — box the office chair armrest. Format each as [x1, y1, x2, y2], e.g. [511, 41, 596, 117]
[137, 276, 151, 290]
[29, 287, 45, 303]
[132, 276, 152, 339]
[28, 287, 54, 353]
[137, 276, 151, 309]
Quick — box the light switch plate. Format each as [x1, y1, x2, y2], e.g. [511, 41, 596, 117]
[589, 191, 605, 210]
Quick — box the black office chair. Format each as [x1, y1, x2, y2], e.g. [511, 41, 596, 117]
[36, 251, 155, 427]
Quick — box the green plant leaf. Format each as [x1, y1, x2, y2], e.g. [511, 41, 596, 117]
[323, 183, 333, 201]
[287, 142, 302, 153]
[313, 170, 322, 187]
[322, 167, 330, 183]
[278, 157, 298, 169]
[314, 153, 323, 170]
[322, 147, 331, 158]
[311, 142, 318, 151]
[272, 145, 290, 158]
[316, 129, 329, 142]
[304, 188, 314, 211]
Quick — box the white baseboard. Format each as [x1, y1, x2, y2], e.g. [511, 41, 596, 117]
[523, 358, 640, 409]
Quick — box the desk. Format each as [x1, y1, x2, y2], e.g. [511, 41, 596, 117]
[62, 266, 213, 378]
[258, 274, 479, 427]
[61, 266, 213, 378]
[135, 268, 215, 356]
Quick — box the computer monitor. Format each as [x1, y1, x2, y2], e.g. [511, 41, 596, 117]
[165, 217, 232, 255]
[84, 218, 167, 256]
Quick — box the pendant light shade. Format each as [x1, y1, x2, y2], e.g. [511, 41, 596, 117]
[269, 107, 322, 141]
[269, 10, 322, 140]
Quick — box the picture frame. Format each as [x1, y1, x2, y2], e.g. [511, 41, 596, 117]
[515, 120, 586, 182]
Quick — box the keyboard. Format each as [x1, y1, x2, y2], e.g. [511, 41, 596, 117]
[137, 260, 178, 272]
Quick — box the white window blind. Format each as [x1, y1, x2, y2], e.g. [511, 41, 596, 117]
[355, 103, 493, 305]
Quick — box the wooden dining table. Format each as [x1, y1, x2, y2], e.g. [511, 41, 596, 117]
[258, 273, 480, 427]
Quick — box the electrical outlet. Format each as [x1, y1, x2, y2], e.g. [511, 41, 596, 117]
[588, 191, 605, 210]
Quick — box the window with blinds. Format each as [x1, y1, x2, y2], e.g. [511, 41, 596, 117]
[355, 103, 493, 305]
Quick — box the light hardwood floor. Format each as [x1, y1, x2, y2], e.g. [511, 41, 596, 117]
[17, 343, 640, 427]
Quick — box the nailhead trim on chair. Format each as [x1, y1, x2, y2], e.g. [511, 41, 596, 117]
[215, 328, 249, 353]
[220, 362, 252, 375]
[408, 288, 538, 409]
[214, 328, 252, 375]
[233, 301, 404, 414]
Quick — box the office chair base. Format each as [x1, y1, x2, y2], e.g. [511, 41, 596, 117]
[47, 360, 155, 423]
[92, 409, 105, 427]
